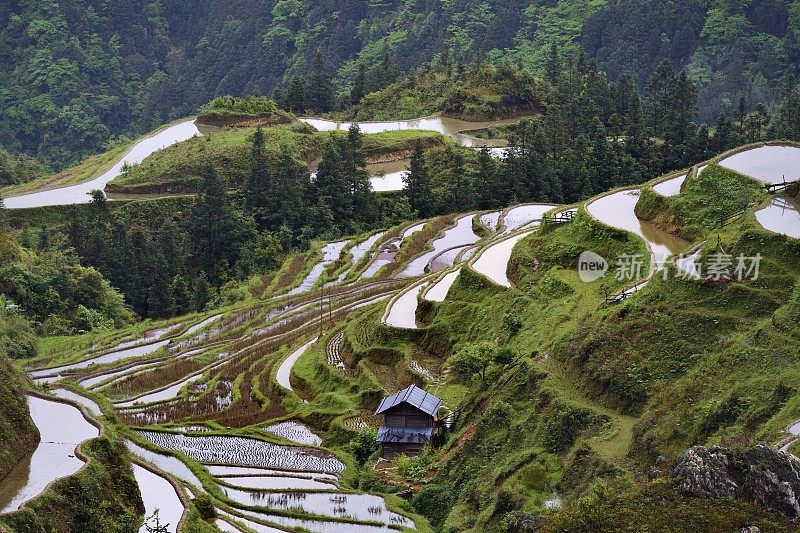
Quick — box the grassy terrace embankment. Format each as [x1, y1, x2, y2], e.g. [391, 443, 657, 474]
[335, 161, 800, 530]
[636, 163, 766, 242]
[105, 126, 447, 195]
[195, 95, 295, 128]
[0, 354, 38, 481]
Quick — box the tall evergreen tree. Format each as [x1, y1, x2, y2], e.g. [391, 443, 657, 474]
[307, 51, 333, 112]
[189, 165, 236, 279]
[341, 125, 374, 223]
[287, 75, 306, 113]
[351, 63, 367, 105]
[271, 144, 307, 230]
[242, 127, 272, 228]
[402, 142, 434, 217]
[314, 138, 351, 226]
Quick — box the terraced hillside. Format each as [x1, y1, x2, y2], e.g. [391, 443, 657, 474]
[1, 141, 799, 532]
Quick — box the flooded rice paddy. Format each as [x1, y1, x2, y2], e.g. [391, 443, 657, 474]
[587, 189, 689, 265]
[718, 145, 800, 183]
[500, 204, 558, 234]
[398, 215, 479, 277]
[424, 270, 460, 302]
[288, 241, 349, 296]
[5, 119, 202, 209]
[263, 421, 322, 446]
[384, 284, 425, 329]
[137, 431, 346, 473]
[471, 230, 535, 287]
[755, 197, 800, 239]
[133, 463, 184, 533]
[0, 396, 99, 513]
[652, 174, 687, 196]
[275, 338, 319, 392]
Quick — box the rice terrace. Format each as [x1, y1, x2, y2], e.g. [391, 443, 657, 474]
[1, 2, 800, 532]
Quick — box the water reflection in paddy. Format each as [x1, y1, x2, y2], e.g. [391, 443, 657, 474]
[133, 464, 184, 533]
[218, 475, 335, 490]
[755, 197, 800, 239]
[480, 211, 502, 231]
[501, 204, 558, 234]
[652, 174, 686, 196]
[338, 232, 386, 281]
[137, 431, 345, 473]
[472, 230, 535, 287]
[30, 338, 172, 379]
[5, 120, 202, 209]
[125, 440, 204, 488]
[398, 215, 479, 277]
[206, 465, 338, 481]
[263, 421, 322, 446]
[80, 348, 206, 390]
[52, 388, 102, 417]
[427, 247, 460, 272]
[587, 189, 689, 265]
[425, 270, 460, 302]
[301, 116, 518, 148]
[0, 396, 99, 513]
[384, 285, 425, 329]
[367, 159, 408, 192]
[219, 510, 385, 533]
[288, 241, 348, 296]
[718, 145, 800, 183]
[276, 338, 318, 392]
[222, 487, 409, 527]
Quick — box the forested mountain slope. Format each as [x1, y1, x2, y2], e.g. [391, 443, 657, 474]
[2, 0, 798, 169]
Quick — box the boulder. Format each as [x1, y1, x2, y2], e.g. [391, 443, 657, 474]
[673, 444, 800, 518]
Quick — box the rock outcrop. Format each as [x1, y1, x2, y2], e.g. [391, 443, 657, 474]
[674, 444, 800, 519]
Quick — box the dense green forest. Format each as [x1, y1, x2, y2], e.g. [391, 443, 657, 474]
[5, 48, 797, 325]
[2, 0, 799, 170]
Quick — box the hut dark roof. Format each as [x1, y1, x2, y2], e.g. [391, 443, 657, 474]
[375, 384, 441, 416]
[376, 426, 433, 444]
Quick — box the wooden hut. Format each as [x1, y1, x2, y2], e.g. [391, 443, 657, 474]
[375, 384, 441, 459]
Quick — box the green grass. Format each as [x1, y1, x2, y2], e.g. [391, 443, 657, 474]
[0, 354, 38, 479]
[0, 141, 133, 198]
[636, 163, 766, 241]
[0, 429, 143, 532]
[106, 124, 446, 195]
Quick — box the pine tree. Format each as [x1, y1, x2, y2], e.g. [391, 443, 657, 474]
[189, 165, 235, 279]
[587, 117, 616, 192]
[341, 125, 373, 223]
[446, 150, 474, 211]
[242, 127, 272, 228]
[474, 148, 502, 209]
[168, 275, 190, 316]
[192, 273, 211, 312]
[402, 142, 434, 217]
[287, 75, 306, 113]
[314, 137, 351, 226]
[351, 63, 367, 105]
[271, 144, 307, 230]
[307, 51, 333, 112]
[545, 43, 562, 88]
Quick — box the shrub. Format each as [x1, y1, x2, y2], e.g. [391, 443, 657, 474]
[350, 427, 378, 464]
[412, 484, 453, 528]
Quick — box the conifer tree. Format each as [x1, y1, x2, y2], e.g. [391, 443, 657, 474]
[314, 137, 351, 226]
[243, 127, 272, 228]
[307, 51, 333, 112]
[189, 165, 235, 278]
[402, 142, 434, 217]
